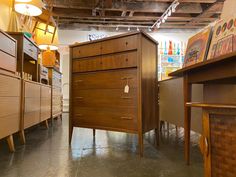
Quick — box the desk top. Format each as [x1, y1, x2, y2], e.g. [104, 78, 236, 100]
[169, 51, 236, 77]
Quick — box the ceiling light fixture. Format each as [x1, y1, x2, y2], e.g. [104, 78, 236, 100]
[116, 26, 119, 31]
[137, 27, 140, 31]
[151, 0, 180, 30]
[128, 27, 130, 31]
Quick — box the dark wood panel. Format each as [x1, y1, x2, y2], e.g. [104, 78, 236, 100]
[72, 42, 101, 58]
[101, 35, 138, 55]
[72, 88, 137, 108]
[73, 107, 138, 131]
[72, 68, 137, 90]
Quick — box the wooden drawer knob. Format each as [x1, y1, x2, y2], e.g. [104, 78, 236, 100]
[126, 42, 128, 45]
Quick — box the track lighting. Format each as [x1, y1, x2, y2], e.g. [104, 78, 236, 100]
[151, 0, 179, 29]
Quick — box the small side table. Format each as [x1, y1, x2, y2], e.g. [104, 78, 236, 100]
[187, 102, 236, 177]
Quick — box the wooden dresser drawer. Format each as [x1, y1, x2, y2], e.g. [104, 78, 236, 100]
[72, 56, 101, 73]
[23, 37, 38, 60]
[0, 97, 20, 118]
[72, 68, 137, 90]
[41, 85, 51, 98]
[73, 89, 137, 108]
[73, 42, 101, 58]
[0, 75, 20, 97]
[0, 51, 16, 73]
[40, 98, 51, 121]
[73, 107, 138, 131]
[24, 111, 40, 129]
[101, 35, 138, 55]
[0, 114, 20, 139]
[72, 51, 137, 73]
[0, 31, 16, 57]
[24, 97, 41, 113]
[24, 81, 41, 98]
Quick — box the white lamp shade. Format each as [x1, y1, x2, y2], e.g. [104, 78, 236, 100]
[15, 0, 43, 16]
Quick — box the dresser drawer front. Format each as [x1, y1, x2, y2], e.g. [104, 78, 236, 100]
[0, 51, 16, 73]
[72, 69, 137, 90]
[0, 114, 20, 139]
[73, 89, 137, 108]
[0, 32, 16, 57]
[72, 51, 137, 73]
[41, 85, 51, 98]
[101, 35, 138, 55]
[40, 98, 51, 121]
[0, 97, 20, 118]
[23, 38, 38, 60]
[73, 42, 101, 58]
[24, 111, 40, 129]
[24, 82, 41, 98]
[72, 56, 101, 73]
[25, 97, 41, 113]
[0, 75, 20, 97]
[73, 107, 138, 131]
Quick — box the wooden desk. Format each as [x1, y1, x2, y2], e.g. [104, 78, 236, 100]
[169, 52, 236, 164]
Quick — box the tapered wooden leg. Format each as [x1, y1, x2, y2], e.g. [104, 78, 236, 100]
[183, 75, 192, 165]
[45, 120, 49, 129]
[138, 133, 143, 157]
[155, 128, 159, 146]
[93, 129, 96, 137]
[19, 130, 26, 144]
[6, 135, 15, 152]
[69, 126, 73, 144]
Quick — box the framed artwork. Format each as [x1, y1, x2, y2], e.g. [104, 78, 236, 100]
[183, 27, 212, 67]
[207, 16, 236, 60]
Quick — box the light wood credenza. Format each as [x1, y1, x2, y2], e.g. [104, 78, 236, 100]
[69, 31, 159, 155]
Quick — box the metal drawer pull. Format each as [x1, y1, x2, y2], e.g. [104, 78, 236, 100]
[120, 116, 133, 120]
[121, 96, 132, 99]
[75, 80, 83, 83]
[76, 114, 83, 117]
[121, 77, 133, 80]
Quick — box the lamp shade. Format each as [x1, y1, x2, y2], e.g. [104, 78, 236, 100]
[34, 22, 59, 50]
[15, 0, 43, 16]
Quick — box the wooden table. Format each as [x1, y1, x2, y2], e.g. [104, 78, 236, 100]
[169, 51, 236, 165]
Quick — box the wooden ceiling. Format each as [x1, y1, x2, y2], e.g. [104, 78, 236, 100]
[47, 0, 225, 31]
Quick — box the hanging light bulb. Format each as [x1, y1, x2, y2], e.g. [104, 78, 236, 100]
[148, 27, 152, 32]
[137, 27, 140, 31]
[15, 0, 44, 16]
[162, 18, 165, 23]
[156, 22, 161, 29]
[128, 27, 130, 31]
[168, 10, 172, 16]
[116, 26, 119, 31]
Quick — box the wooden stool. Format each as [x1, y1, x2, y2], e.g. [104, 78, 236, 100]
[187, 103, 236, 177]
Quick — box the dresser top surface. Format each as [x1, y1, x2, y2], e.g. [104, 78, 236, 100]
[69, 31, 158, 48]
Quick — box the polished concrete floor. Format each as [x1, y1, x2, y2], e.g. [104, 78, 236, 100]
[0, 114, 203, 177]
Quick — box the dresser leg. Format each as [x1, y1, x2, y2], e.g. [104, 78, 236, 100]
[44, 120, 49, 129]
[155, 128, 159, 146]
[69, 126, 73, 144]
[138, 133, 143, 157]
[6, 135, 15, 152]
[19, 130, 26, 144]
[93, 129, 96, 137]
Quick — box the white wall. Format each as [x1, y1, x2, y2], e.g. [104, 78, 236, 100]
[58, 29, 196, 111]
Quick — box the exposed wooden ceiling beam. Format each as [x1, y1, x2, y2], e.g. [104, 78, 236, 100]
[52, 2, 203, 14]
[187, 1, 224, 25]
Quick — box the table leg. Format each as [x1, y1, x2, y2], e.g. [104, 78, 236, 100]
[184, 75, 192, 165]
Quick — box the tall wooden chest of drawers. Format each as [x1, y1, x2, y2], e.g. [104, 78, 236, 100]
[69, 32, 159, 155]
